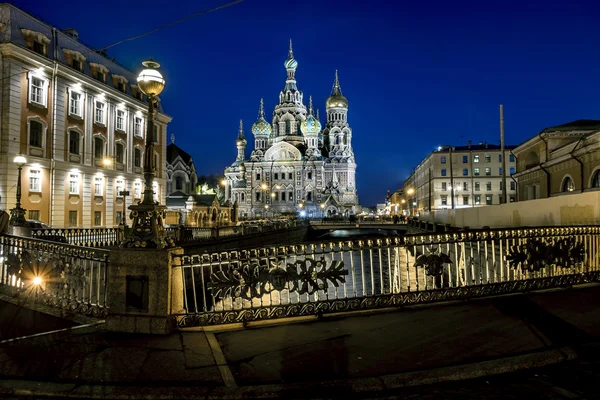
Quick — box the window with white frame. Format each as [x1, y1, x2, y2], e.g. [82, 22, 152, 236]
[134, 181, 142, 199]
[69, 173, 80, 194]
[116, 109, 125, 131]
[94, 100, 105, 124]
[29, 169, 41, 192]
[94, 176, 104, 196]
[116, 179, 124, 196]
[153, 181, 159, 202]
[29, 76, 47, 106]
[69, 90, 83, 117]
[134, 117, 143, 136]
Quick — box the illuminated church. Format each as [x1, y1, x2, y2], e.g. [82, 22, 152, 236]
[223, 41, 358, 219]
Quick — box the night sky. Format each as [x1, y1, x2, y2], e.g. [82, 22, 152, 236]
[19, 0, 600, 206]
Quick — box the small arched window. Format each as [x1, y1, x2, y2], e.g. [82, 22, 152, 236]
[592, 170, 600, 188]
[175, 176, 183, 190]
[285, 120, 291, 135]
[562, 176, 575, 192]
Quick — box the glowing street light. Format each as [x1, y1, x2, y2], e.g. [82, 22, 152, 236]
[32, 276, 42, 285]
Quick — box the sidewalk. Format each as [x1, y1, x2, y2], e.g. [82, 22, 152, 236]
[0, 284, 598, 399]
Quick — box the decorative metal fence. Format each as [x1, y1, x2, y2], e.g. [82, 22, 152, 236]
[0, 235, 110, 317]
[31, 227, 123, 248]
[175, 226, 600, 327]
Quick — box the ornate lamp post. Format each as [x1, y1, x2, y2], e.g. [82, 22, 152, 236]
[121, 59, 173, 248]
[10, 154, 28, 226]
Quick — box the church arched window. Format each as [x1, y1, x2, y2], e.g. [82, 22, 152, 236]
[285, 120, 291, 135]
[175, 176, 183, 191]
[343, 135, 347, 145]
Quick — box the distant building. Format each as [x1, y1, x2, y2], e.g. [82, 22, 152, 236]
[223, 41, 358, 219]
[513, 119, 600, 200]
[166, 136, 197, 197]
[0, 4, 171, 227]
[403, 142, 517, 214]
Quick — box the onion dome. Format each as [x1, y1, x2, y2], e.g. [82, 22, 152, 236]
[252, 99, 272, 136]
[301, 96, 321, 135]
[284, 39, 298, 69]
[236, 120, 247, 147]
[326, 70, 348, 109]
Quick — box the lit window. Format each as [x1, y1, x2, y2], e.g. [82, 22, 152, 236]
[116, 109, 125, 131]
[94, 176, 104, 196]
[116, 211, 123, 225]
[94, 101, 105, 124]
[485, 154, 491, 163]
[29, 169, 41, 192]
[441, 196, 447, 205]
[29, 120, 43, 147]
[562, 177, 575, 192]
[474, 195, 481, 205]
[116, 179, 124, 196]
[134, 181, 142, 198]
[134, 117, 143, 136]
[69, 90, 82, 117]
[473, 155, 480, 163]
[153, 181, 159, 202]
[474, 168, 480, 176]
[485, 167, 491, 176]
[463, 182, 468, 191]
[69, 173, 79, 194]
[29, 76, 47, 106]
[486, 195, 493, 205]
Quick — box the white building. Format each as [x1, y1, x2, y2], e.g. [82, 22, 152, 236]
[404, 142, 517, 214]
[0, 4, 171, 227]
[223, 42, 358, 219]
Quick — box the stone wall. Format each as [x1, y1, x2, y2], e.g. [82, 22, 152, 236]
[418, 190, 600, 228]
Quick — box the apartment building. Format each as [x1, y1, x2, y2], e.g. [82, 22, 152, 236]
[0, 4, 171, 227]
[404, 142, 517, 214]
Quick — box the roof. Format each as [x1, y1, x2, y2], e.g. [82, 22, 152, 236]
[167, 143, 193, 164]
[191, 194, 217, 206]
[166, 193, 217, 208]
[541, 119, 600, 133]
[434, 143, 517, 153]
[1, 4, 168, 113]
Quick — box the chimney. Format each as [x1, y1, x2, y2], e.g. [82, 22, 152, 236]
[467, 140, 472, 148]
[485, 142, 488, 148]
[61, 28, 79, 41]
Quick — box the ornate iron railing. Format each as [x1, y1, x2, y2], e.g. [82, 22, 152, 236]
[31, 227, 123, 248]
[0, 235, 110, 317]
[175, 226, 600, 327]
[165, 220, 303, 244]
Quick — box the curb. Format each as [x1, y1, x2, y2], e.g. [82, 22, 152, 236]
[0, 347, 577, 399]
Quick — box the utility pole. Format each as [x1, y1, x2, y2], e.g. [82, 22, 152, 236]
[500, 105, 507, 204]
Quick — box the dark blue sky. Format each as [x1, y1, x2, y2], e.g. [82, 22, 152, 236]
[21, 0, 600, 205]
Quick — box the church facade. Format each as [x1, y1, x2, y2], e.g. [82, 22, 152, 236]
[223, 42, 358, 219]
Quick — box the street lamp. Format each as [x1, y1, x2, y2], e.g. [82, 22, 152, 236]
[10, 154, 27, 226]
[406, 188, 415, 216]
[121, 58, 172, 248]
[320, 203, 325, 219]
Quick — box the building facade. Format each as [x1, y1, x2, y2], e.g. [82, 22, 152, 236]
[513, 120, 600, 200]
[0, 5, 171, 228]
[403, 142, 517, 214]
[223, 42, 358, 219]
[166, 136, 197, 197]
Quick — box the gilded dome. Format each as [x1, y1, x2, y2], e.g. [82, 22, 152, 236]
[252, 99, 272, 136]
[326, 94, 348, 109]
[326, 70, 348, 109]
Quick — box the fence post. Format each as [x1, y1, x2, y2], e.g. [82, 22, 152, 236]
[106, 247, 184, 335]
